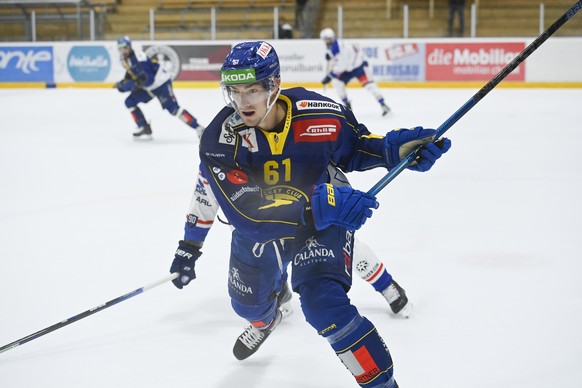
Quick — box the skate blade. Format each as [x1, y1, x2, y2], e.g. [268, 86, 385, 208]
[133, 134, 153, 141]
[396, 302, 413, 319]
[279, 301, 293, 319]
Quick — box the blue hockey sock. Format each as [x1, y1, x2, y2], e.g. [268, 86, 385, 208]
[328, 315, 396, 388]
[178, 108, 200, 128]
[130, 107, 147, 128]
[370, 268, 393, 293]
[299, 279, 358, 336]
[298, 279, 397, 387]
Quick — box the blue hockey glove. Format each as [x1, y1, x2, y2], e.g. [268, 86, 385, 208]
[310, 183, 379, 231]
[411, 138, 452, 172]
[114, 81, 124, 92]
[384, 126, 451, 172]
[170, 240, 202, 289]
[115, 79, 135, 93]
[322, 75, 332, 85]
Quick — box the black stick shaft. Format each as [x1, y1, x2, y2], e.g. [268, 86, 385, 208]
[368, 0, 582, 196]
[0, 273, 178, 354]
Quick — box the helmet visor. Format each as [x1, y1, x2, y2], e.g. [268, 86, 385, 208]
[118, 41, 131, 57]
[222, 83, 271, 107]
[220, 68, 276, 108]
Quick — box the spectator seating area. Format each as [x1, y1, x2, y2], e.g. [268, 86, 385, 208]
[0, 0, 118, 40]
[104, 0, 296, 40]
[320, 0, 582, 38]
[1, 0, 581, 41]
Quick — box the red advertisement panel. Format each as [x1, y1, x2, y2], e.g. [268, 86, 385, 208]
[143, 44, 231, 81]
[426, 42, 526, 81]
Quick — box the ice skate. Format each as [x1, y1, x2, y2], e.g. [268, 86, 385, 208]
[381, 104, 392, 117]
[381, 280, 412, 318]
[233, 309, 282, 360]
[133, 123, 152, 140]
[277, 281, 293, 318]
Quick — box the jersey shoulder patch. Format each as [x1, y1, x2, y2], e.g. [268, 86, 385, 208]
[218, 114, 238, 146]
[295, 99, 342, 112]
[283, 88, 344, 114]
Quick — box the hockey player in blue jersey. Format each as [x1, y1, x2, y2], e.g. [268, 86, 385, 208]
[169, 41, 451, 387]
[115, 36, 204, 139]
[320, 27, 392, 117]
[186, 119, 411, 317]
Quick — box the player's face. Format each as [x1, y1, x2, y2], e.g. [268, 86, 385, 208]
[324, 37, 333, 48]
[227, 82, 272, 127]
[118, 46, 131, 59]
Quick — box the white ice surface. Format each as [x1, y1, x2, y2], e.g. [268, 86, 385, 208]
[1, 86, 581, 388]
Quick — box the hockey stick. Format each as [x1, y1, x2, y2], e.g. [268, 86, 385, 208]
[323, 59, 332, 92]
[0, 273, 178, 354]
[368, 0, 582, 196]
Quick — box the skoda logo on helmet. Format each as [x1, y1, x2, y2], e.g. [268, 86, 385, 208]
[221, 68, 257, 85]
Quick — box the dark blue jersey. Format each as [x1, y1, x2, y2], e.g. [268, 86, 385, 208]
[120, 50, 169, 91]
[198, 87, 388, 243]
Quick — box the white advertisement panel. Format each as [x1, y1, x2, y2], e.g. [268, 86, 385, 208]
[52, 42, 122, 83]
[525, 37, 582, 82]
[270, 39, 326, 83]
[1, 38, 582, 85]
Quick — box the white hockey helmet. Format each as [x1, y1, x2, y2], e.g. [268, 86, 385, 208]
[320, 28, 335, 41]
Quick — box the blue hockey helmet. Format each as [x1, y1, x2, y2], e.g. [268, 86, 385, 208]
[220, 41, 282, 125]
[220, 41, 280, 88]
[117, 36, 132, 49]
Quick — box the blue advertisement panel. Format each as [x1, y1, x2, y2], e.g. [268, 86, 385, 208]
[0, 46, 54, 82]
[362, 41, 425, 82]
[67, 46, 111, 81]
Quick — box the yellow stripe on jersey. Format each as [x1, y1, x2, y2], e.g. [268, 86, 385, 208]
[259, 94, 293, 155]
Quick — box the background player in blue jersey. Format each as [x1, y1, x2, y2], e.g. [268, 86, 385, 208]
[115, 36, 204, 139]
[169, 41, 451, 387]
[320, 27, 391, 117]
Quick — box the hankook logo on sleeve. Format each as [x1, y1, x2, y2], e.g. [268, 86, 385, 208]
[296, 100, 341, 112]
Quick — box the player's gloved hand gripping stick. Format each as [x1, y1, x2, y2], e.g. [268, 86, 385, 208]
[170, 240, 202, 289]
[310, 184, 379, 231]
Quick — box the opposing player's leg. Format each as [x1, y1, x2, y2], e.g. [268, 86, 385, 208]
[356, 64, 392, 117]
[175, 107, 205, 139]
[354, 238, 412, 318]
[124, 90, 153, 139]
[326, 164, 410, 318]
[331, 78, 351, 110]
[154, 80, 205, 137]
[292, 226, 398, 388]
[228, 230, 292, 360]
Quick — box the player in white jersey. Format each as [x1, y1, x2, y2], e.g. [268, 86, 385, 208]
[320, 28, 392, 117]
